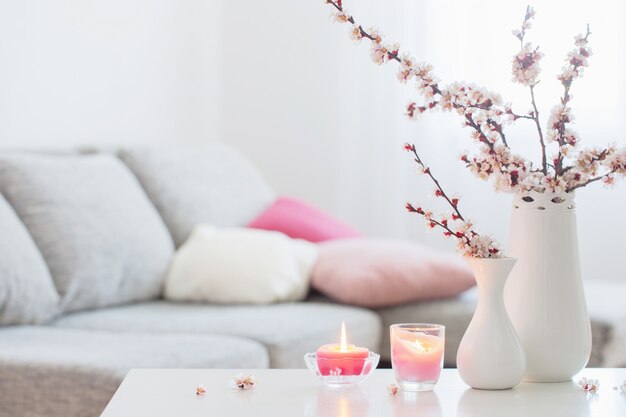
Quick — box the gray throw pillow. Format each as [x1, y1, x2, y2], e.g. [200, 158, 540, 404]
[0, 193, 60, 324]
[119, 144, 275, 247]
[0, 153, 174, 312]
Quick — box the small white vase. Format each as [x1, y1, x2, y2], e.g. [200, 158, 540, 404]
[504, 191, 591, 382]
[457, 257, 525, 390]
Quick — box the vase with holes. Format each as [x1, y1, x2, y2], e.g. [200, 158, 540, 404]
[504, 191, 592, 382]
[457, 257, 525, 390]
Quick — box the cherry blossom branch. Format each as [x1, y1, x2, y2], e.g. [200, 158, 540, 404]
[327, 0, 531, 155]
[405, 143, 465, 221]
[327, 0, 403, 63]
[487, 120, 509, 147]
[530, 85, 548, 174]
[553, 25, 592, 178]
[455, 104, 510, 151]
[512, 6, 535, 47]
[560, 25, 591, 105]
[567, 169, 617, 191]
[511, 7, 548, 175]
[563, 146, 624, 192]
[563, 148, 609, 175]
[325, 2, 624, 195]
[403, 143, 501, 258]
[464, 114, 495, 152]
[405, 203, 471, 245]
[326, 0, 541, 194]
[507, 110, 534, 121]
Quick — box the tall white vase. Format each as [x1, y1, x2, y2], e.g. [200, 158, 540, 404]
[457, 257, 525, 390]
[504, 191, 592, 382]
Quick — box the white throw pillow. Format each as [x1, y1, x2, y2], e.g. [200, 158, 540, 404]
[164, 226, 318, 304]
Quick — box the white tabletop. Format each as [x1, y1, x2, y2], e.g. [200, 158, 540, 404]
[101, 368, 626, 417]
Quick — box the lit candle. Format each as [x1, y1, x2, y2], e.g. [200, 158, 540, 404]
[391, 325, 445, 385]
[316, 322, 369, 376]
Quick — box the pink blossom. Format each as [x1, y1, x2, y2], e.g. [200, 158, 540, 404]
[388, 384, 399, 396]
[578, 377, 600, 393]
[349, 24, 363, 42]
[512, 43, 544, 86]
[369, 43, 389, 65]
[558, 28, 592, 88]
[332, 11, 350, 23]
[397, 54, 416, 83]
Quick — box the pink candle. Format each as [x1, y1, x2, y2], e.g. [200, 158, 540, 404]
[391, 326, 445, 384]
[317, 322, 369, 376]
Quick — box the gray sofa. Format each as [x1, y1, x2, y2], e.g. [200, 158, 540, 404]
[0, 144, 624, 417]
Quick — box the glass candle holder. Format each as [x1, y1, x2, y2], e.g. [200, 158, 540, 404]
[304, 352, 380, 387]
[390, 323, 445, 391]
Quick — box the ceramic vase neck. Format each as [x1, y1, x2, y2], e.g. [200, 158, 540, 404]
[465, 257, 517, 300]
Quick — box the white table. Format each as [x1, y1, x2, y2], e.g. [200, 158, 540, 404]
[101, 368, 626, 417]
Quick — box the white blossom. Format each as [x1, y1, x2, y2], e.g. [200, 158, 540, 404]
[332, 11, 350, 23]
[511, 43, 544, 86]
[578, 377, 600, 392]
[230, 373, 256, 391]
[369, 44, 386, 65]
[349, 24, 363, 42]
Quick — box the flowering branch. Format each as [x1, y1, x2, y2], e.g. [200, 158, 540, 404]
[488, 119, 509, 148]
[406, 202, 466, 242]
[325, 1, 542, 193]
[566, 145, 626, 191]
[324, 1, 626, 195]
[327, 0, 531, 154]
[568, 170, 616, 191]
[530, 86, 547, 174]
[512, 6, 534, 47]
[511, 6, 548, 175]
[551, 25, 592, 178]
[404, 143, 501, 258]
[327, 0, 402, 63]
[405, 144, 465, 222]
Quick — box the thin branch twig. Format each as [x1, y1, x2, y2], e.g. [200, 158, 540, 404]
[406, 145, 466, 222]
[529, 85, 548, 175]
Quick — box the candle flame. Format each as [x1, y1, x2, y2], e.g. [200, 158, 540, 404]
[413, 339, 427, 352]
[340, 321, 348, 352]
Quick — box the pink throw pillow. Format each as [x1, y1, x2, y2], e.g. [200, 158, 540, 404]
[247, 197, 362, 243]
[311, 239, 475, 308]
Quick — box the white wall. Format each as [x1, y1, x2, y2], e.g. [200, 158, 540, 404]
[0, 0, 222, 148]
[1, 0, 625, 281]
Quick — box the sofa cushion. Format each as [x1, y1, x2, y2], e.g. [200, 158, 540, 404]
[0, 194, 60, 324]
[311, 239, 475, 308]
[247, 196, 362, 242]
[0, 153, 174, 312]
[0, 326, 269, 417]
[119, 144, 275, 247]
[52, 301, 382, 368]
[165, 226, 318, 304]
